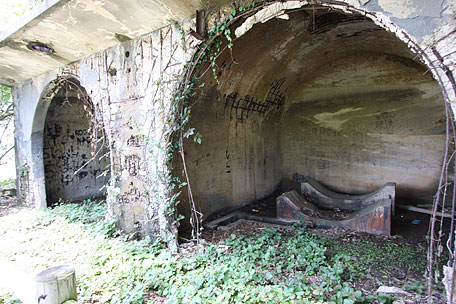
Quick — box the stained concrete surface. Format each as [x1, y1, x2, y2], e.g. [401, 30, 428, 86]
[178, 10, 447, 230]
[43, 87, 109, 204]
[377, 0, 444, 19]
[281, 55, 446, 202]
[0, 0, 246, 86]
[0, 0, 203, 85]
[7, 0, 456, 239]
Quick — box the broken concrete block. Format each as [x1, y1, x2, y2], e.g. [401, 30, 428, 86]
[443, 265, 456, 303]
[376, 286, 411, 296]
[277, 187, 392, 235]
[276, 190, 318, 221]
[339, 199, 392, 235]
[297, 199, 392, 235]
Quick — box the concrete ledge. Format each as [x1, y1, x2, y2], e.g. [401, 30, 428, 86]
[203, 211, 312, 231]
[299, 176, 396, 213]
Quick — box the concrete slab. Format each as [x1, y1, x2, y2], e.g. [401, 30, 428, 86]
[298, 176, 396, 213]
[0, 0, 228, 85]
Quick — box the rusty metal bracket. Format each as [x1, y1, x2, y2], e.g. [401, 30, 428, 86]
[191, 10, 207, 40]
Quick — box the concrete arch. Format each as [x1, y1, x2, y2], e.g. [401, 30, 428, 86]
[30, 76, 69, 208]
[228, 1, 455, 105]
[177, 1, 452, 230]
[30, 75, 110, 207]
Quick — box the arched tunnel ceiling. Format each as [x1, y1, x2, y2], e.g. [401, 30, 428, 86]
[179, 9, 446, 224]
[214, 10, 425, 98]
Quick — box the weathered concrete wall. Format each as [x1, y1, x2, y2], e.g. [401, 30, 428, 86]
[281, 54, 445, 202]
[12, 0, 456, 241]
[13, 21, 199, 244]
[77, 24, 198, 243]
[179, 86, 283, 222]
[15, 72, 62, 207]
[43, 94, 109, 204]
[182, 6, 450, 224]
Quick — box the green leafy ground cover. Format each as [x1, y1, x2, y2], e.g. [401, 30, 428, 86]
[0, 200, 436, 303]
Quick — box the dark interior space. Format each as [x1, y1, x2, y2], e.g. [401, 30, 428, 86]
[177, 8, 447, 237]
[43, 80, 110, 205]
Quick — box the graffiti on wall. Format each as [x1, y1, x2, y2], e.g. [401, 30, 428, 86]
[224, 78, 287, 122]
[43, 98, 109, 203]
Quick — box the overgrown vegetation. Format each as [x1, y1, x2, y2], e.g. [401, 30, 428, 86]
[0, 200, 433, 303]
[137, 3, 258, 248]
[0, 85, 14, 165]
[162, 230, 368, 304]
[0, 1, 448, 302]
[326, 238, 428, 288]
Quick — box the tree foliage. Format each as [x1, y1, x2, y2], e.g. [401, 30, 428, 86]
[0, 0, 44, 31]
[0, 85, 12, 118]
[0, 84, 14, 164]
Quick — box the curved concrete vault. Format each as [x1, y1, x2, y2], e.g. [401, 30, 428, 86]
[178, 8, 447, 227]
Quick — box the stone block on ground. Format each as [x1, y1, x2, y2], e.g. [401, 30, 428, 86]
[35, 265, 77, 304]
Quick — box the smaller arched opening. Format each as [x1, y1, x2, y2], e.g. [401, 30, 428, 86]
[31, 77, 110, 207]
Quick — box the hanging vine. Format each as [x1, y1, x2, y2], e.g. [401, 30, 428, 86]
[163, 1, 264, 245]
[43, 75, 110, 185]
[422, 46, 456, 302]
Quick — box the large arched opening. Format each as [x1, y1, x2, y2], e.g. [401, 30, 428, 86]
[31, 77, 110, 207]
[176, 7, 447, 234]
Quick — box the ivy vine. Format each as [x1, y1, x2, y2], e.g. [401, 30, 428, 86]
[163, 2, 261, 247]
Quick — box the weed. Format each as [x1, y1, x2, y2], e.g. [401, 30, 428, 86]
[0, 289, 21, 304]
[325, 238, 427, 282]
[0, 202, 429, 303]
[51, 199, 118, 237]
[0, 178, 14, 189]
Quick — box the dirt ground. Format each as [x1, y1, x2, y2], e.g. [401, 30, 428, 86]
[0, 196, 22, 217]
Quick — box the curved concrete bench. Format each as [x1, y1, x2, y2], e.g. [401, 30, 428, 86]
[299, 177, 396, 213]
